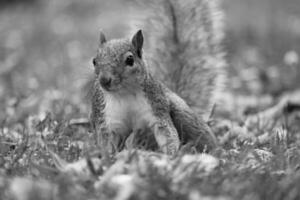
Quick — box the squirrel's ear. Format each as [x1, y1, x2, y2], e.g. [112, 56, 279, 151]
[131, 30, 143, 58]
[99, 31, 107, 46]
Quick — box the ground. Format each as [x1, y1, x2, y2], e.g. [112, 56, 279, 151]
[1, 0, 300, 200]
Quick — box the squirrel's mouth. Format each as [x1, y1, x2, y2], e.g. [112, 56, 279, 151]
[101, 83, 118, 92]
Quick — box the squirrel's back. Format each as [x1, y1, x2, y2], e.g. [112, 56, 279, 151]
[131, 0, 226, 117]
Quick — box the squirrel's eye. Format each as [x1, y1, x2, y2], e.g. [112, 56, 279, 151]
[92, 58, 97, 66]
[125, 55, 134, 66]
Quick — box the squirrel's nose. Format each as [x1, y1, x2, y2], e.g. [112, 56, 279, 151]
[100, 76, 112, 89]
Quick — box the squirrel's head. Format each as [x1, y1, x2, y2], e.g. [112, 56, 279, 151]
[92, 30, 146, 93]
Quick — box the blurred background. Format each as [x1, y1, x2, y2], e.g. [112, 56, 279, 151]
[0, 0, 300, 123]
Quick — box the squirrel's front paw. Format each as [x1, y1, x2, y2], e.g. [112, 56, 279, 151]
[152, 121, 180, 155]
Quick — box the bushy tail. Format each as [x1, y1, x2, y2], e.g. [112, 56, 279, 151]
[130, 0, 226, 116]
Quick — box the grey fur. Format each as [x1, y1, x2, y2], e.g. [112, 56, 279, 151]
[91, 0, 224, 154]
[90, 34, 217, 154]
[131, 0, 226, 115]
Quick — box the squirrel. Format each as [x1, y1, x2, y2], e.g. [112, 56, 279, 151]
[90, 0, 225, 155]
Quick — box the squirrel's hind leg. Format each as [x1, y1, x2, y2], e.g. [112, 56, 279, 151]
[152, 118, 180, 155]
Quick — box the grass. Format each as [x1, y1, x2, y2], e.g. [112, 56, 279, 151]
[1, 0, 300, 200]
